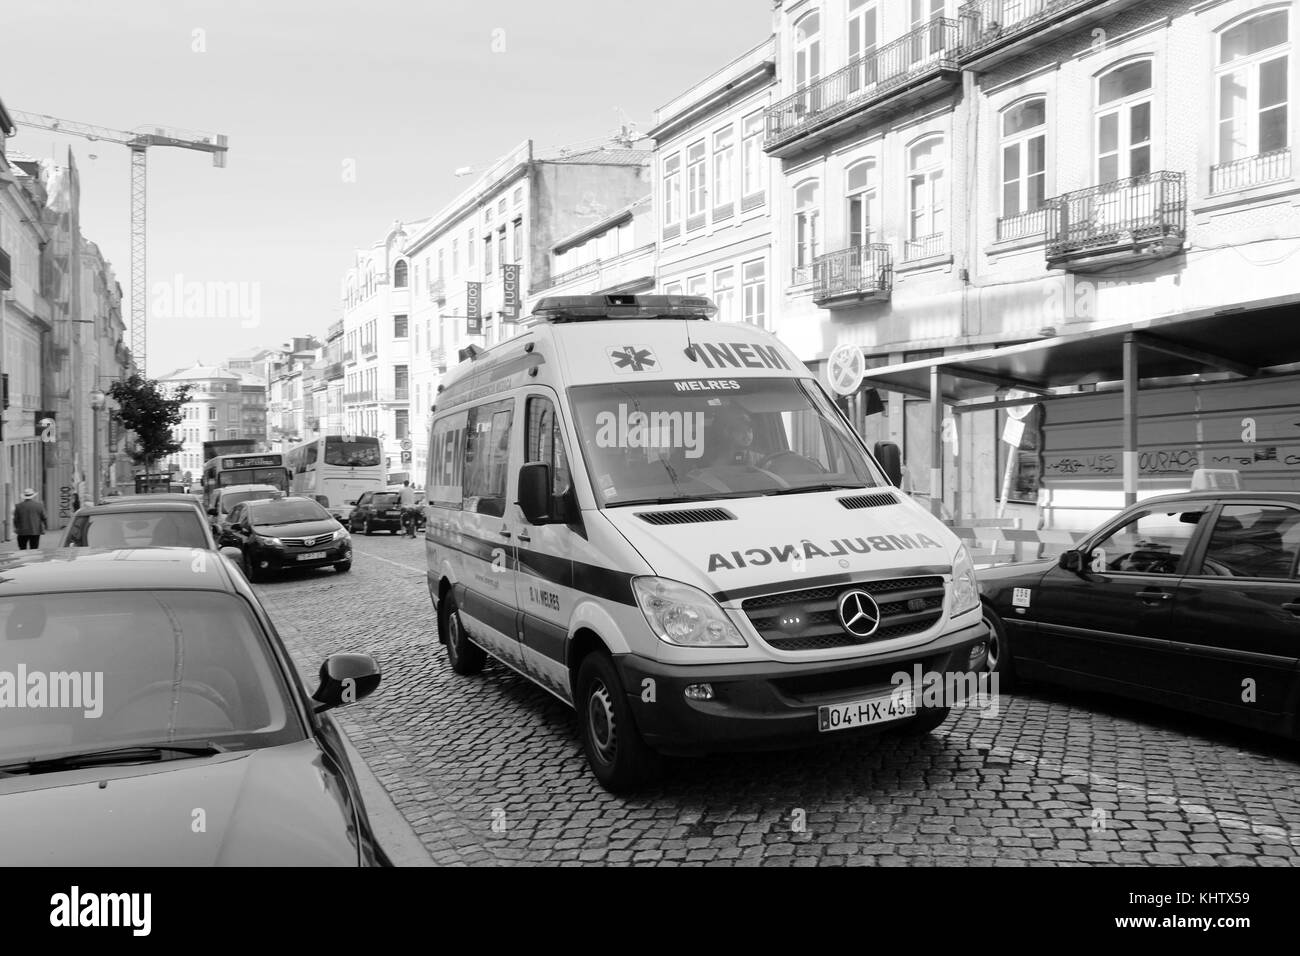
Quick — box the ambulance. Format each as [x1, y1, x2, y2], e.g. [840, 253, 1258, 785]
[424, 294, 989, 790]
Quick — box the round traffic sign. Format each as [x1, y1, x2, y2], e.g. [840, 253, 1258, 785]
[1004, 389, 1036, 420]
[400, 438, 412, 451]
[827, 344, 866, 397]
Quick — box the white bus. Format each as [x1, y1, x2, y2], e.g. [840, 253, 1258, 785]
[287, 435, 386, 521]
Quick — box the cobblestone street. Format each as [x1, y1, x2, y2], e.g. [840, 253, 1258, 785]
[258, 533, 1300, 866]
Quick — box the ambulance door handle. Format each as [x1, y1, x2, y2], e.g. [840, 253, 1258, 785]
[498, 527, 512, 538]
[517, 532, 532, 544]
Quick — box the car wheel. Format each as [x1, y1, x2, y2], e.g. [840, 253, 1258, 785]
[982, 603, 1016, 690]
[335, 560, 352, 574]
[576, 652, 662, 792]
[364, 518, 374, 535]
[439, 592, 485, 676]
[896, 705, 951, 736]
[244, 551, 264, 583]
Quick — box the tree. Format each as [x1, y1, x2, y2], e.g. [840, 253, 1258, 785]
[107, 374, 193, 474]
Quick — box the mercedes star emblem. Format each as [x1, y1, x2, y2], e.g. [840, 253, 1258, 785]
[837, 589, 881, 638]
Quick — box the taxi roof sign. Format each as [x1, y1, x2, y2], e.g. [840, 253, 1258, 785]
[531, 294, 718, 323]
[1190, 468, 1241, 491]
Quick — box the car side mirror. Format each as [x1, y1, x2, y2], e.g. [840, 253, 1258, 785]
[873, 441, 903, 487]
[312, 653, 381, 712]
[1059, 551, 1087, 573]
[207, 507, 218, 516]
[219, 546, 244, 565]
[517, 462, 551, 525]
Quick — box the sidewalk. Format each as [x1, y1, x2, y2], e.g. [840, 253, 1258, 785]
[0, 531, 65, 553]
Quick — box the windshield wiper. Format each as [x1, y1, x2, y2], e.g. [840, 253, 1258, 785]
[607, 492, 757, 508]
[0, 742, 228, 777]
[763, 484, 869, 496]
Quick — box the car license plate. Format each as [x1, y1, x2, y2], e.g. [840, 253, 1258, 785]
[385, 510, 401, 516]
[297, 551, 327, 561]
[818, 690, 916, 732]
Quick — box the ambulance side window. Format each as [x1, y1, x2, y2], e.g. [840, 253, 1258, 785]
[464, 399, 514, 518]
[525, 397, 571, 498]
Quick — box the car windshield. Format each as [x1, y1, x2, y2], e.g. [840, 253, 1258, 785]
[218, 468, 288, 491]
[220, 491, 280, 511]
[568, 377, 883, 506]
[324, 439, 382, 467]
[65, 511, 210, 549]
[0, 591, 302, 766]
[249, 499, 329, 524]
[373, 494, 400, 507]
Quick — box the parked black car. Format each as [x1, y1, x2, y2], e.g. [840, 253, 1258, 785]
[980, 491, 1300, 738]
[348, 491, 404, 535]
[0, 548, 387, 865]
[220, 496, 352, 581]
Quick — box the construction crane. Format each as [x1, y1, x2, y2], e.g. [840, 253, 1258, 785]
[9, 110, 229, 375]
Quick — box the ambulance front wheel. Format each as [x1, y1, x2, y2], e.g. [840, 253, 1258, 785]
[440, 592, 485, 676]
[576, 652, 662, 792]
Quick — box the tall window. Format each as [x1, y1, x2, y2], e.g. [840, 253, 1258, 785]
[452, 239, 460, 276]
[686, 274, 707, 296]
[437, 250, 445, 280]
[910, 0, 945, 62]
[713, 126, 735, 211]
[741, 112, 767, 203]
[686, 140, 708, 223]
[484, 233, 494, 274]
[664, 280, 683, 295]
[848, 0, 878, 92]
[1096, 60, 1153, 182]
[908, 136, 946, 246]
[512, 218, 523, 263]
[663, 154, 682, 231]
[394, 365, 409, 398]
[846, 159, 879, 248]
[793, 179, 821, 272]
[742, 259, 766, 327]
[497, 227, 507, 269]
[1216, 11, 1289, 170]
[713, 266, 736, 323]
[393, 260, 408, 288]
[394, 314, 408, 338]
[467, 229, 475, 268]
[794, 12, 822, 95]
[1001, 98, 1047, 217]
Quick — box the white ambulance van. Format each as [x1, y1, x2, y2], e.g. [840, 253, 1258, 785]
[425, 295, 989, 790]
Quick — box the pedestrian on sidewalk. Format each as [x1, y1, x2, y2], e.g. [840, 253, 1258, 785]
[398, 480, 417, 538]
[14, 489, 47, 550]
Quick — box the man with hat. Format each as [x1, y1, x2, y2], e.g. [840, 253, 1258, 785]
[13, 488, 47, 550]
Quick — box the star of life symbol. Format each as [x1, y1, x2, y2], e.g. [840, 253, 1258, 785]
[827, 343, 866, 396]
[608, 344, 657, 373]
[837, 589, 881, 638]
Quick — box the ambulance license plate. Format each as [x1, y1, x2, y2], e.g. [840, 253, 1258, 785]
[818, 690, 916, 732]
[297, 551, 327, 561]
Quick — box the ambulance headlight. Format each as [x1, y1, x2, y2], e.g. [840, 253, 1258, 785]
[632, 577, 747, 648]
[951, 545, 979, 616]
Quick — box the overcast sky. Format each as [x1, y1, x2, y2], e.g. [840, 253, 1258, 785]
[2, 0, 771, 376]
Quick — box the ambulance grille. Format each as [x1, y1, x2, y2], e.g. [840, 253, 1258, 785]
[838, 492, 899, 510]
[741, 576, 945, 651]
[635, 508, 736, 525]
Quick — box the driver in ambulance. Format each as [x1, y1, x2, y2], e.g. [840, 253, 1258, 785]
[706, 404, 761, 467]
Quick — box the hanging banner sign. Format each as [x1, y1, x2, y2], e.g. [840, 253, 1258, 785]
[466, 281, 482, 335]
[501, 264, 520, 321]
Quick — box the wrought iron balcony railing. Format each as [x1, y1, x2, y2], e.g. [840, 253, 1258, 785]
[765, 19, 959, 151]
[812, 244, 892, 305]
[959, 0, 1094, 55]
[996, 207, 1050, 242]
[902, 233, 947, 262]
[1044, 170, 1186, 266]
[324, 362, 344, 381]
[342, 391, 374, 404]
[1210, 148, 1291, 195]
[327, 320, 343, 339]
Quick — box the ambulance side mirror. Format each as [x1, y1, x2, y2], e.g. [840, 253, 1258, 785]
[873, 442, 903, 487]
[517, 462, 552, 525]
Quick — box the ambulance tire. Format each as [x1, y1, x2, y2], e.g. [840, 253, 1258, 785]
[576, 652, 662, 792]
[440, 593, 485, 675]
[982, 604, 1016, 690]
[896, 705, 951, 736]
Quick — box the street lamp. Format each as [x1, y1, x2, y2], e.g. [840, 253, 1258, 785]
[89, 388, 107, 504]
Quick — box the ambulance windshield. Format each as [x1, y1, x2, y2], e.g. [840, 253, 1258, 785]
[569, 377, 885, 507]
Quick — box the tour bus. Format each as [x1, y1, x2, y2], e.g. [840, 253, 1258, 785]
[288, 434, 386, 521]
[425, 294, 990, 791]
[200, 452, 291, 511]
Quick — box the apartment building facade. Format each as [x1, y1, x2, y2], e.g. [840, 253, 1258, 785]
[763, 0, 1300, 517]
[652, 37, 781, 328]
[401, 140, 651, 484]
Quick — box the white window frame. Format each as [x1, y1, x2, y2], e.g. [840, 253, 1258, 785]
[741, 111, 767, 201]
[845, 158, 880, 249]
[793, 179, 821, 272]
[686, 140, 708, 220]
[713, 125, 735, 210]
[713, 266, 736, 323]
[1215, 10, 1291, 167]
[848, 0, 879, 93]
[663, 154, 682, 227]
[686, 274, 707, 297]
[1095, 59, 1154, 184]
[741, 258, 766, 328]
[1000, 98, 1048, 219]
[907, 136, 946, 243]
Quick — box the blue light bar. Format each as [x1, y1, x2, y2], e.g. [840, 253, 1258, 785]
[531, 294, 718, 323]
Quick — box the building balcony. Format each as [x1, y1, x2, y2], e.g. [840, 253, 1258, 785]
[1044, 171, 1186, 272]
[811, 244, 892, 308]
[324, 362, 344, 381]
[342, 349, 356, 364]
[764, 19, 960, 158]
[342, 391, 374, 404]
[327, 319, 343, 340]
[1210, 148, 1291, 196]
[996, 207, 1050, 243]
[902, 233, 947, 262]
[958, 0, 1140, 69]
[361, 341, 378, 358]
